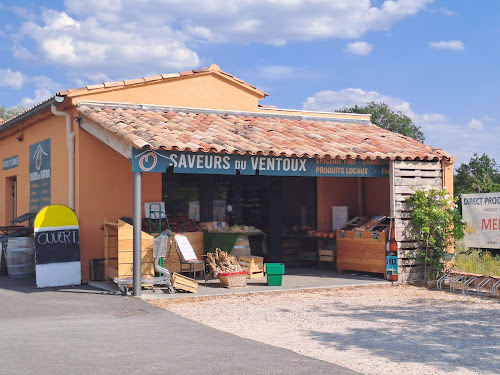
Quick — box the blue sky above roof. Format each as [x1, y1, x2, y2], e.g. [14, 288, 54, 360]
[0, 0, 498, 166]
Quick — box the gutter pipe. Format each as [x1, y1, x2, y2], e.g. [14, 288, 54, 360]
[51, 99, 75, 210]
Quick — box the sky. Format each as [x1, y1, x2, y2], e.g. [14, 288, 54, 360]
[0, 0, 499, 167]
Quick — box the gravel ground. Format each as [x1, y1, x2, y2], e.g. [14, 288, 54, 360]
[151, 285, 500, 375]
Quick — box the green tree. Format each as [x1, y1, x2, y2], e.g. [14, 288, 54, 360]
[336, 102, 425, 143]
[0, 105, 27, 122]
[454, 153, 500, 196]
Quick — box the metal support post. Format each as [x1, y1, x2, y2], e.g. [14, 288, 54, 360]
[133, 171, 142, 296]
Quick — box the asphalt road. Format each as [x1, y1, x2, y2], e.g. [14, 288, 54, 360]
[0, 276, 360, 375]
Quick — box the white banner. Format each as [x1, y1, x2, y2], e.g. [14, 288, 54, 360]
[462, 192, 500, 249]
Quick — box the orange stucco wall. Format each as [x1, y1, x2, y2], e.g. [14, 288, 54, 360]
[0, 115, 70, 225]
[362, 178, 390, 217]
[317, 177, 361, 231]
[76, 128, 161, 279]
[317, 177, 389, 231]
[69, 73, 262, 111]
[441, 160, 454, 196]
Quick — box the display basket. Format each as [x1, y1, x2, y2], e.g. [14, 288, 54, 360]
[218, 271, 249, 288]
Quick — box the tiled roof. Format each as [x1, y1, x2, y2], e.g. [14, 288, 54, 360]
[78, 101, 452, 161]
[0, 117, 5, 125]
[59, 64, 268, 98]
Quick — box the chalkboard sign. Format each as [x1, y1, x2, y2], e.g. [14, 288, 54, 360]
[34, 205, 81, 288]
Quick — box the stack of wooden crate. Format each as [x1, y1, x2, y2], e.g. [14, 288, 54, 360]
[103, 219, 205, 279]
[103, 220, 155, 282]
[239, 255, 264, 278]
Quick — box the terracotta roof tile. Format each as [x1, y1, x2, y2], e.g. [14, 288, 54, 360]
[77, 102, 453, 162]
[86, 83, 105, 90]
[123, 78, 145, 85]
[143, 75, 163, 82]
[103, 81, 124, 88]
[57, 64, 267, 98]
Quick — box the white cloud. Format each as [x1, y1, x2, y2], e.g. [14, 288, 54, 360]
[11, 43, 35, 61]
[468, 119, 483, 129]
[16, 9, 200, 81]
[345, 41, 374, 56]
[18, 75, 62, 108]
[258, 65, 313, 80]
[429, 40, 464, 51]
[20, 88, 53, 108]
[303, 88, 414, 115]
[302, 88, 499, 166]
[0, 68, 24, 89]
[9, 0, 432, 81]
[430, 8, 455, 16]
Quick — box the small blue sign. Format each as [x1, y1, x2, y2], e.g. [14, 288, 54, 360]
[3, 155, 19, 170]
[386, 255, 398, 275]
[132, 150, 389, 178]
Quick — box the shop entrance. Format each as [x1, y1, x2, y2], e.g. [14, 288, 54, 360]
[161, 171, 316, 261]
[4, 176, 17, 224]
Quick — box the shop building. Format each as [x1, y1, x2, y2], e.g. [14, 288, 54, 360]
[0, 64, 454, 282]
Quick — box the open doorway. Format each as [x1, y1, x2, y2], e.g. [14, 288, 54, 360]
[4, 176, 17, 224]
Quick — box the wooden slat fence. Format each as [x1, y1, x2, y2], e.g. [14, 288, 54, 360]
[393, 160, 442, 282]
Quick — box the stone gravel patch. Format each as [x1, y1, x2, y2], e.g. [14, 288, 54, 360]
[151, 285, 500, 375]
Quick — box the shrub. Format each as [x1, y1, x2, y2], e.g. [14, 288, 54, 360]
[406, 186, 465, 280]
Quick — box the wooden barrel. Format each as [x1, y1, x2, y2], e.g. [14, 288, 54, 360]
[6, 237, 35, 279]
[231, 235, 251, 258]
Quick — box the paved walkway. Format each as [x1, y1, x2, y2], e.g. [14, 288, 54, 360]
[0, 275, 360, 375]
[93, 267, 388, 300]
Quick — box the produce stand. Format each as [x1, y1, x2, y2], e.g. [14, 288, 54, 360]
[336, 216, 389, 275]
[203, 231, 266, 256]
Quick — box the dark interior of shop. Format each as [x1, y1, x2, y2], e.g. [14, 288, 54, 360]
[162, 170, 317, 263]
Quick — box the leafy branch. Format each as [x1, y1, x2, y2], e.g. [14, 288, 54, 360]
[406, 186, 465, 280]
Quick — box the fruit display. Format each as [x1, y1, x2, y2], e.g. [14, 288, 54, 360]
[208, 224, 260, 233]
[142, 213, 201, 234]
[312, 230, 336, 238]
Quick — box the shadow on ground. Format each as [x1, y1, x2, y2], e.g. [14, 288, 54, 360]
[307, 291, 499, 374]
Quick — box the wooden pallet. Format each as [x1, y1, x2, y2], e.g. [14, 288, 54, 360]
[171, 272, 198, 293]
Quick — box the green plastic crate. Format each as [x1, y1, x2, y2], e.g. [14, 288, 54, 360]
[264, 263, 285, 275]
[267, 274, 283, 286]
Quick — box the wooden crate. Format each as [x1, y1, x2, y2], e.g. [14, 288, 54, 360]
[281, 237, 316, 268]
[239, 255, 264, 278]
[336, 231, 386, 275]
[171, 272, 198, 293]
[104, 220, 155, 281]
[319, 249, 334, 262]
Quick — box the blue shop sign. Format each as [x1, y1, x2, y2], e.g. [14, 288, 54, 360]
[132, 149, 389, 177]
[3, 155, 19, 170]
